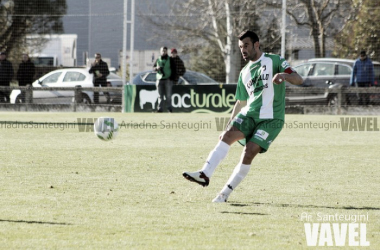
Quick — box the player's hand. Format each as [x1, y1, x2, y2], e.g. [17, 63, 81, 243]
[273, 73, 285, 85]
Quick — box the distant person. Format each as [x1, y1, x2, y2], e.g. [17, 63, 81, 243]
[0, 51, 14, 103]
[350, 50, 374, 105]
[89, 53, 110, 104]
[170, 48, 186, 84]
[17, 53, 35, 102]
[153, 46, 177, 112]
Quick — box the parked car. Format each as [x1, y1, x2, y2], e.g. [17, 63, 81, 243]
[287, 58, 380, 105]
[106, 72, 123, 103]
[132, 70, 219, 85]
[10, 68, 122, 104]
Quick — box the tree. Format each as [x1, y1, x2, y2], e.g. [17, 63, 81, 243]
[188, 45, 226, 83]
[170, 0, 240, 84]
[261, 18, 282, 55]
[140, 0, 276, 83]
[0, 0, 67, 56]
[333, 0, 380, 61]
[263, 0, 353, 58]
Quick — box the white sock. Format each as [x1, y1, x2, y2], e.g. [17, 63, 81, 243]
[220, 163, 251, 196]
[201, 140, 230, 178]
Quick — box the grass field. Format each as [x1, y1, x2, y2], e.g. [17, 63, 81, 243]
[0, 112, 379, 249]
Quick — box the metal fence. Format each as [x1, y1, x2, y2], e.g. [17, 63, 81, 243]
[1, 85, 380, 114]
[0, 86, 123, 112]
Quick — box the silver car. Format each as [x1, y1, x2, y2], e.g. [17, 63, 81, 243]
[10, 68, 122, 104]
[287, 58, 380, 105]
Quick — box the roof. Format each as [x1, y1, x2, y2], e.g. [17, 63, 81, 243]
[287, 37, 335, 50]
[307, 57, 380, 65]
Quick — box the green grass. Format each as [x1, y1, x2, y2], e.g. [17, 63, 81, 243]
[0, 112, 379, 249]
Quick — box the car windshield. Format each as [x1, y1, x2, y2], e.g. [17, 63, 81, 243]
[41, 72, 62, 84]
[294, 64, 313, 77]
[63, 72, 86, 82]
[312, 63, 334, 76]
[183, 72, 216, 84]
[374, 65, 380, 79]
[144, 72, 156, 83]
[107, 73, 121, 79]
[336, 64, 351, 75]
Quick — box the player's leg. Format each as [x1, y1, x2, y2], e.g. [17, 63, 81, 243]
[93, 83, 100, 104]
[202, 127, 245, 177]
[213, 119, 284, 202]
[156, 80, 164, 112]
[104, 82, 111, 104]
[182, 127, 245, 187]
[165, 79, 173, 112]
[212, 142, 260, 202]
[183, 113, 252, 187]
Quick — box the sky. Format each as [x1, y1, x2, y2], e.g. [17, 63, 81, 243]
[62, 0, 173, 67]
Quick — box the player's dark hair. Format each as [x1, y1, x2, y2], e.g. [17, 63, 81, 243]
[238, 30, 259, 44]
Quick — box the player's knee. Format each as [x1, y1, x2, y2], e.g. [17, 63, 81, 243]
[220, 131, 231, 144]
[220, 130, 243, 145]
[242, 143, 261, 163]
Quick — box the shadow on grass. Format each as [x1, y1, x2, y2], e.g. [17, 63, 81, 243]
[220, 211, 267, 216]
[229, 202, 380, 211]
[0, 219, 72, 225]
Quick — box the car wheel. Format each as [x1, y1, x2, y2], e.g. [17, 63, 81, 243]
[15, 95, 23, 104]
[328, 95, 338, 106]
[81, 94, 92, 104]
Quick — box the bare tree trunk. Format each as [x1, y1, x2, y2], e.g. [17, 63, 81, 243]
[208, 0, 238, 83]
[321, 29, 326, 57]
[230, 35, 240, 83]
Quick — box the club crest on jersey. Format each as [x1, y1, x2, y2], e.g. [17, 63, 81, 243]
[281, 61, 290, 69]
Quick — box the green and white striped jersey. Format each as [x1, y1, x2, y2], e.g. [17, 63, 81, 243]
[235, 53, 292, 120]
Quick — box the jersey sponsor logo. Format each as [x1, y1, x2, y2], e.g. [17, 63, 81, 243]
[247, 74, 269, 88]
[253, 83, 269, 94]
[254, 129, 269, 140]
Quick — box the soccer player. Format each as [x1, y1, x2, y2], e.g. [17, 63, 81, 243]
[183, 30, 303, 202]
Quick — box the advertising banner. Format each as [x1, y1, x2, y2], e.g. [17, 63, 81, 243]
[124, 84, 236, 113]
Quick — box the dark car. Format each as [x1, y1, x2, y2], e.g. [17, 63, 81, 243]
[132, 70, 219, 85]
[106, 72, 123, 103]
[287, 58, 380, 105]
